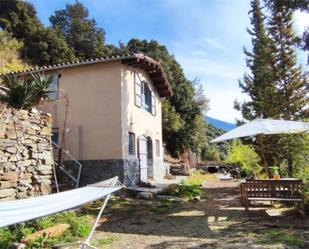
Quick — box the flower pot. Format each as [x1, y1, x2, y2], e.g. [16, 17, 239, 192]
[274, 175, 280, 180]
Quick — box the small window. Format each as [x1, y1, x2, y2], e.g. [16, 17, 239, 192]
[52, 128, 59, 144]
[48, 75, 59, 100]
[128, 132, 135, 155]
[156, 139, 160, 157]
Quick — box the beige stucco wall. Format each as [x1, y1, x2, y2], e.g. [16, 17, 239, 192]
[40, 61, 166, 180]
[121, 65, 165, 179]
[41, 61, 123, 160]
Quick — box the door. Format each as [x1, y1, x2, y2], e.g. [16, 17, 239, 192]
[139, 136, 148, 182]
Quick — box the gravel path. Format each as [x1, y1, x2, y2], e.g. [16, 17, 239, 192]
[91, 178, 308, 249]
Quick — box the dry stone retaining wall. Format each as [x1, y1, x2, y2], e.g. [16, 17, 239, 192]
[0, 106, 53, 200]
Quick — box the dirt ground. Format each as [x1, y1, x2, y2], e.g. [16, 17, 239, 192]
[91, 178, 308, 249]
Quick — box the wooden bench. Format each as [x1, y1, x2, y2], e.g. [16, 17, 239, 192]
[240, 179, 304, 212]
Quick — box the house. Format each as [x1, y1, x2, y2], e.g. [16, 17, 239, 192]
[12, 53, 173, 186]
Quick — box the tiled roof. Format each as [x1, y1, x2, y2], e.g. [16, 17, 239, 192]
[8, 53, 173, 97]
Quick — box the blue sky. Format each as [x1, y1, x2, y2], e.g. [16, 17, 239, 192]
[29, 0, 309, 123]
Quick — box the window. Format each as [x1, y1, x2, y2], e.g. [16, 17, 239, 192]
[52, 128, 59, 144]
[156, 139, 160, 157]
[128, 132, 135, 155]
[48, 75, 59, 100]
[142, 82, 152, 112]
[134, 73, 156, 115]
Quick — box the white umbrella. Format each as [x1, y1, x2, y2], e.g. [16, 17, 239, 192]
[211, 118, 309, 143]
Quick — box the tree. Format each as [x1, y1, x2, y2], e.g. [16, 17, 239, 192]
[22, 28, 76, 65]
[238, 0, 309, 177]
[235, 0, 277, 120]
[0, 0, 75, 66]
[0, 0, 42, 40]
[0, 30, 25, 73]
[50, 1, 107, 59]
[268, 1, 309, 120]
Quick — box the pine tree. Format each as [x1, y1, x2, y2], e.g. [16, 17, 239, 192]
[268, 1, 309, 120]
[236, 0, 278, 120]
[267, 0, 309, 176]
[50, 1, 107, 60]
[235, 0, 279, 176]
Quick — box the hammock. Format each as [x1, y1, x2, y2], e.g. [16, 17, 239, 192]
[0, 177, 124, 249]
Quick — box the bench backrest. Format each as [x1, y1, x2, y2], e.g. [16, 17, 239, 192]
[240, 179, 303, 199]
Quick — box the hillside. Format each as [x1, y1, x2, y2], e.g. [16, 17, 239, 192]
[205, 116, 236, 131]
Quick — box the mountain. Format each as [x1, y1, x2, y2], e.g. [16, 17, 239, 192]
[205, 116, 236, 131]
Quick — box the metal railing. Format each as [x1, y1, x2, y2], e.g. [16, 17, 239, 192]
[52, 141, 82, 188]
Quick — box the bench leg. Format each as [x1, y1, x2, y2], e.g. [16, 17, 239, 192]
[299, 201, 305, 217]
[245, 200, 250, 211]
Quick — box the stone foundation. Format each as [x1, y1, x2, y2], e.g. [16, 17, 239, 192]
[0, 107, 53, 200]
[79, 159, 139, 186]
[78, 158, 167, 186]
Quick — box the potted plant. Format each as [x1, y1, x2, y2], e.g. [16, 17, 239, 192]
[271, 166, 280, 180]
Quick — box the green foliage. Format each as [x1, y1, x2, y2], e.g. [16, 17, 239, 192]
[23, 27, 76, 66]
[258, 229, 303, 246]
[0, 212, 91, 248]
[0, 30, 26, 73]
[50, 1, 106, 60]
[236, 0, 309, 177]
[204, 123, 230, 160]
[148, 199, 180, 214]
[0, 73, 55, 109]
[201, 145, 221, 162]
[98, 235, 118, 247]
[162, 99, 183, 133]
[225, 141, 262, 178]
[235, 0, 278, 121]
[0, 0, 75, 66]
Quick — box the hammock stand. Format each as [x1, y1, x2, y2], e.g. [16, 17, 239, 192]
[0, 177, 124, 249]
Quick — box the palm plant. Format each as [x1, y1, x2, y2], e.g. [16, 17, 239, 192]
[0, 73, 55, 109]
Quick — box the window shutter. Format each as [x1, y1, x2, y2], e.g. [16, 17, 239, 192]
[135, 79, 142, 107]
[151, 91, 156, 115]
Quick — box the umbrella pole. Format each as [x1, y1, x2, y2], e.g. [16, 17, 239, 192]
[257, 135, 269, 178]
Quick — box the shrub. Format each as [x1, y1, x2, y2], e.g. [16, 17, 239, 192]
[225, 141, 262, 178]
[0, 73, 55, 109]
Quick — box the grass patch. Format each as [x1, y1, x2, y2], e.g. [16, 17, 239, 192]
[159, 171, 210, 200]
[97, 235, 118, 247]
[148, 200, 179, 214]
[0, 211, 92, 249]
[258, 229, 303, 246]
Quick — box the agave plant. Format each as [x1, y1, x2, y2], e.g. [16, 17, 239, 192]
[0, 73, 55, 109]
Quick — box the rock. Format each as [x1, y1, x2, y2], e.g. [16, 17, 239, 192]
[157, 195, 182, 201]
[6, 147, 18, 154]
[0, 180, 18, 189]
[0, 188, 15, 198]
[11, 243, 26, 249]
[136, 191, 154, 200]
[22, 224, 70, 244]
[6, 131, 17, 139]
[0, 172, 18, 181]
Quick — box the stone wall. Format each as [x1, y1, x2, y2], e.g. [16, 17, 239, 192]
[0, 107, 53, 200]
